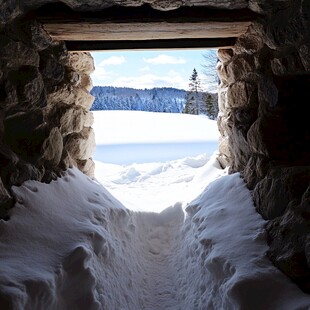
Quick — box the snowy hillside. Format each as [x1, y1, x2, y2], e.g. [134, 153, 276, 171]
[91, 86, 186, 113]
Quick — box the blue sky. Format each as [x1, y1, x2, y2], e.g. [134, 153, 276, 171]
[90, 49, 218, 92]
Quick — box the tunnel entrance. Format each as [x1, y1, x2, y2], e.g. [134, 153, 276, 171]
[90, 49, 219, 164]
[0, 0, 310, 295]
[88, 48, 220, 212]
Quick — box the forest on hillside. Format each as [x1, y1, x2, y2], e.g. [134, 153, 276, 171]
[91, 86, 218, 118]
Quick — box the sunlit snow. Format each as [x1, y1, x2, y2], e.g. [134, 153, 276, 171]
[0, 111, 309, 309]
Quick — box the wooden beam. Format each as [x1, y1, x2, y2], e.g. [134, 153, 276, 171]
[65, 38, 236, 51]
[35, 4, 256, 42]
[43, 21, 250, 41]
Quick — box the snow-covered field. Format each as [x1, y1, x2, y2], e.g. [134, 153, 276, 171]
[92, 110, 219, 164]
[93, 110, 221, 212]
[0, 111, 310, 309]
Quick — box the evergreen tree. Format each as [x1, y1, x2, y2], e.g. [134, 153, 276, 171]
[204, 92, 219, 120]
[184, 68, 204, 115]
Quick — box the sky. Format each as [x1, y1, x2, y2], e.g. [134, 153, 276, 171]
[90, 49, 218, 92]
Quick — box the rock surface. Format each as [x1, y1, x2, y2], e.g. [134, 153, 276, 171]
[217, 0, 310, 292]
[0, 19, 95, 218]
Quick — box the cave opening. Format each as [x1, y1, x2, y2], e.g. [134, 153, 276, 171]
[89, 49, 220, 164]
[88, 48, 221, 212]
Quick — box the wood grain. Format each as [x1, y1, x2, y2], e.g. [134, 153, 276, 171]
[43, 21, 251, 41]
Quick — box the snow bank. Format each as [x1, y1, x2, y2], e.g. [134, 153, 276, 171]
[1, 164, 310, 309]
[94, 152, 224, 213]
[176, 173, 310, 309]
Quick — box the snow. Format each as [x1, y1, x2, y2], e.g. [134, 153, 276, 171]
[94, 152, 223, 213]
[1, 111, 310, 309]
[92, 110, 219, 145]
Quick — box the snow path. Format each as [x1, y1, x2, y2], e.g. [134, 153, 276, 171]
[1, 165, 310, 309]
[133, 205, 184, 309]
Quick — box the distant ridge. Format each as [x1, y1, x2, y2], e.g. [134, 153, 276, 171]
[91, 86, 186, 113]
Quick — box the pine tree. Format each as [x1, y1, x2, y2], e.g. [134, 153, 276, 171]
[204, 93, 219, 120]
[184, 68, 204, 115]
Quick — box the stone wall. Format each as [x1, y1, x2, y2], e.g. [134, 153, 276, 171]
[0, 18, 95, 219]
[217, 0, 310, 292]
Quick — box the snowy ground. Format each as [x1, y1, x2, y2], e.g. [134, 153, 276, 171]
[93, 110, 221, 212]
[0, 111, 310, 309]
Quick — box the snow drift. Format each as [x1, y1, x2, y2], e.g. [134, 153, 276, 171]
[1, 158, 310, 309]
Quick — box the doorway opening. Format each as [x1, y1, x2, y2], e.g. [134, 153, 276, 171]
[89, 48, 222, 212]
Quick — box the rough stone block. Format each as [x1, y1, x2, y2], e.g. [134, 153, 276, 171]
[217, 49, 234, 64]
[77, 158, 95, 178]
[226, 55, 255, 84]
[64, 127, 96, 161]
[41, 127, 63, 167]
[299, 44, 310, 72]
[6, 66, 44, 107]
[60, 105, 86, 135]
[84, 111, 94, 128]
[69, 52, 95, 75]
[74, 87, 95, 110]
[0, 36, 39, 68]
[234, 33, 264, 55]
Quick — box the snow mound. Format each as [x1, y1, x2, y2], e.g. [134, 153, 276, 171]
[178, 153, 210, 168]
[177, 173, 310, 310]
[0, 167, 310, 309]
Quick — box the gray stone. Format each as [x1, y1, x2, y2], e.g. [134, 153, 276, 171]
[59, 105, 86, 135]
[21, 0, 248, 13]
[264, 9, 307, 49]
[80, 73, 93, 92]
[10, 160, 43, 185]
[0, 0, 23, 25]
[253, 176, 289, 219]
[6, 66, 45, 108]
[0, 177, 13, 219]
[271, 51, 305, 76]
[226, 81, 256, 108]
[30, 20, 54, 51]
[234, 33, 264, 55]
[0, 36, 39, 68]
[39, 51, 65, 86]
[3, 111, 47, 163]
[64, 127, 95, 161]
[257, 78, 278, 108]
[68, 52, 95, 75]
[84, 111, 94, 128]
[41, 127, 63, 167]
[217, 84, 228, 112]
[217, 63, 228, 85]
[77, 158, 95, 178]
[217, 49, 234, 64]
[74, 87, 95, 110]
[228, 126, 250, 172]
[299, 44, 310, 72]
[47, 83, 75, 106]
[226, 55, 255, 84]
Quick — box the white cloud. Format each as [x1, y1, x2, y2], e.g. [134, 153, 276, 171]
[90, 66, 108, 83]
[139, 66, 150, 72]
[99, 56, 126, 66]
[108, 71, 188, 90]
[143, 54, 187, 65]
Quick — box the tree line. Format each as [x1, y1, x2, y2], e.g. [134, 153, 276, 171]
[183, 68, 219, 120]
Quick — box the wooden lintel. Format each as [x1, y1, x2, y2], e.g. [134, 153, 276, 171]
[43, 21, 251, 41]
[35, 4, 257, 42]
[65, 38, 236, 51]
